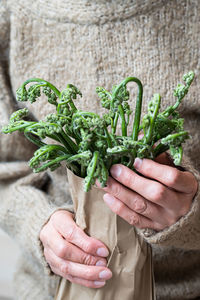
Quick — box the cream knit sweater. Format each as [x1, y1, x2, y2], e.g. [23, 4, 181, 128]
[0, 1, 200, 299]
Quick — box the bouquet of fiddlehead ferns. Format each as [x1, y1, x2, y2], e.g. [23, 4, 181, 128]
[2, 72, 194, 191]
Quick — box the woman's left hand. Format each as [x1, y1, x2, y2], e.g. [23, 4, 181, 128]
[98, 156, 198, 231]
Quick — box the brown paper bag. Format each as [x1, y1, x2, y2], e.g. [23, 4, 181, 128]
[55, 169, 155, 300]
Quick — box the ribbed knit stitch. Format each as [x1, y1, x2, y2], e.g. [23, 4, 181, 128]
[0, 1, 200, 299]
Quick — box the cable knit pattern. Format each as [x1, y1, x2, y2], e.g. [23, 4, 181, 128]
[0, 1, 200, 299]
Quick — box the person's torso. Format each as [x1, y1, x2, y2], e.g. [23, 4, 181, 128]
[7, 1, 200, 299]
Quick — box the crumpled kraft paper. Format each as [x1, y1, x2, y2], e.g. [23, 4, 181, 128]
[55, 169, 155, 300]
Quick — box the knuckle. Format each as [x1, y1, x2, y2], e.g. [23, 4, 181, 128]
[50, 210, 62, 224]
[56, 243, 68, 259]
[82, 253, 95, 265]
[115, 201, 125, 215]
[39, 226, 48, 243]
[152, 184, 166, 202]
[142, 163, 151, 175]
[65, 225, 76, 242]
[84, 269, 94, 280]
[60, 262, 70, 275]
[82, 241, 94, 254]
[51, 210, 72, 226]
[134, 198, 147, 213]
[112, 183, 122, 199]
[167, 169, 180, 187]
[124, 172, 135, 188]
[128, 214, 139, 226]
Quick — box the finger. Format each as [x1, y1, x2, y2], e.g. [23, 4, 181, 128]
[64, 274, 106, 289]
[63, 261, 112, 281]
[50, 269, 106, 289]
[102, 179, 192, 226]
[110, 164, 176, 208]
[98, 176, 164, 223]
[103, 193, 156, 230]
[45, 248, 112, 281]
[134, 158, 197, 194]
[51, 211, 109, 257]
[42, 224, 107, 266]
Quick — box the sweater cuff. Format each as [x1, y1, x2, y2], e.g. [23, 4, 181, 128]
[0, 172, 74, 276]
[27, 192, 74, 276]
[138, 155, 200, 249]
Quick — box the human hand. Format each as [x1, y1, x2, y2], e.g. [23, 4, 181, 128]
[40, 210, 112, 288]
[98, 155, 198, 231]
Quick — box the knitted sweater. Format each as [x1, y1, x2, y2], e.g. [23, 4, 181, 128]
[0, 0, 200, 299]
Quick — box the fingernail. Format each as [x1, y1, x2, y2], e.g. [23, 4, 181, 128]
[110, 165, 121, 178]
[134, 158, 143, 169]
[104, 194, 115, 206]
[96, 260, 107, 267]
[99, 270, 112, 279]
[96, 247, 109, 257]
[94, 281, 106, 286]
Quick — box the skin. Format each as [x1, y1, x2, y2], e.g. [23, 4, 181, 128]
[101, 154, 198, 231]
[40, 153, 197, 288]
[40, 210, 112, 288]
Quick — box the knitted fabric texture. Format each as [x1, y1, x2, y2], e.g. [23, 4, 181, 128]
[0, 0, 200, 299]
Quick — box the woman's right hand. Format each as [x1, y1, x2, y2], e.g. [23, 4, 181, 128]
[39, 210, 112, 288]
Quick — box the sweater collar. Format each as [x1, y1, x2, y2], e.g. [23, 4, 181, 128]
[14, 0, 165, 24]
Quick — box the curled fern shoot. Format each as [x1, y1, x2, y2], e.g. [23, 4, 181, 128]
[2, 71, 194, 191]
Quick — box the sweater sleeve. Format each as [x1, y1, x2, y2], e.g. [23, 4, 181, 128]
[0, 2, 74, 275]
[139, 155, 200, 250]
[0, 171, 74, 275]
